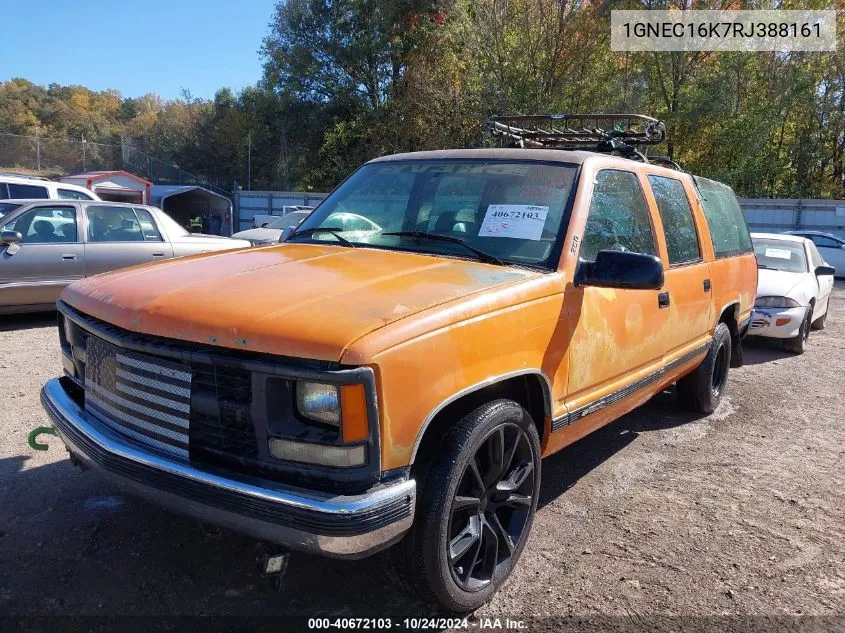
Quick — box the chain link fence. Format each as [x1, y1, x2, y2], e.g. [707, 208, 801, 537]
[0, 133, 231, 197]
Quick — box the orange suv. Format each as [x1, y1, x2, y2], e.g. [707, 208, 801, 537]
[41, 115, 757, 612]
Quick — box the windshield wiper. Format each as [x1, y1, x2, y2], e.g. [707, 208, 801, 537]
[287, 226, 356, 248]
[381, 231, 504, 266]
[757, 263, 777, 270]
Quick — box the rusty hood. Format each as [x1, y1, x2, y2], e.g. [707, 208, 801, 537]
[61, 243, 537, 361]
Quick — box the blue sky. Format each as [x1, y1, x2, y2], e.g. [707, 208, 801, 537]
[0, 0, 276, 99]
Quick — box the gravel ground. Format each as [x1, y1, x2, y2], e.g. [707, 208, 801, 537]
[1, 287, 844, 630]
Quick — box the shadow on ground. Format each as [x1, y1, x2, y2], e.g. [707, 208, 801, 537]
[741, 336, 795, 366]
[0, 310, 56, 332]
[0, 387, 706, 617]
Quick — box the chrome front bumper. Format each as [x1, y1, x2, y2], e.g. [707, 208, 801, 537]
[41, 377, 415, 559]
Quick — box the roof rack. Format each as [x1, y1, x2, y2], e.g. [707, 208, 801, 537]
[486, 114, 667, 162]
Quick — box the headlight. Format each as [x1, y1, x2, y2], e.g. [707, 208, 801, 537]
[755, 296, 800, 308]
[296, 382, 340, 426]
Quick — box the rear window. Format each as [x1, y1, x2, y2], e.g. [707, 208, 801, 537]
[694, 177, 752, 258]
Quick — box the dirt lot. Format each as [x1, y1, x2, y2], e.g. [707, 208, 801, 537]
[1, 287, 844, 629]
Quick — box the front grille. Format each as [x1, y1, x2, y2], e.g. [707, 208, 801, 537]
[84, 337, 192, 459]
[79, 329, 259, 464]
[189, 364, 258, 462]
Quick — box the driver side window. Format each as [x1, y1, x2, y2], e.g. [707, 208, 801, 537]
[580, 170, 656, 262]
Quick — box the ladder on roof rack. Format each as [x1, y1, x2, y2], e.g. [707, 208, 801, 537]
[486, 114, 667, 161]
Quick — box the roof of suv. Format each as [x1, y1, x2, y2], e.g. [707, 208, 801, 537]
[367, 148, 608, 165]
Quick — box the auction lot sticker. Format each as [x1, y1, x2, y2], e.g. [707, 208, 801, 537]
[479, 204, 549, 240]
[611, 10, 836, 52]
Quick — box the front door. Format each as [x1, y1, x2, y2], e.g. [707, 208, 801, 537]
[83, 205, 173, 276]
[563, 168, 670, 415]
[0, 204, 84, 309]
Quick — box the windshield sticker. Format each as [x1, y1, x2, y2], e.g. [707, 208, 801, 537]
[479, 204, 549, 240]
[765, 247, 793, 260]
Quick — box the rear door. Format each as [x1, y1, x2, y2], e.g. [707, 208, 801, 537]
[83, 204, 173, 276]
[0, 203, 84, 308]
[645, 174, 712, 358]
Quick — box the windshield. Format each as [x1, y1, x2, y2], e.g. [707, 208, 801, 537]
[290, 160, 578, 268]
[0, 202, 23, 220]
[753, 238, 807, 273]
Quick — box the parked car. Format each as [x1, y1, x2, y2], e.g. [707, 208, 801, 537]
[41, 125, 757, 613]
[233, 209, 312, 245]
[785, 230, 845, 278]
[1, 201, 250, 314]
[748, 232, 835, 352]
[0, 173, 100, 201]
[252, 205, 315, 229]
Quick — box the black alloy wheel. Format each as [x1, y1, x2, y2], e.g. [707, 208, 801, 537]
[447, 423, 535, 591]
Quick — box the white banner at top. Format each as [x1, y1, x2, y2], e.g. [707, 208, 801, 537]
[611, 10, 837, 52]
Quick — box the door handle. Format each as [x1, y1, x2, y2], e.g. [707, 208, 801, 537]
[151, 252, 165, 257]
[703, 279, 711, 292]
[61, 254, 77, 261]
[658, 291, 670, 308]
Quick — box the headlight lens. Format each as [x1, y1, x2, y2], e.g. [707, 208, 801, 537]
[755, 296, 800, 308]
[296, 382, 340, 426]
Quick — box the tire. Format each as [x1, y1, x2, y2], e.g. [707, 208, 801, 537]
[676, 322, 732, 414]
[784, 308, 812, 354]
[811, 306, 827, 331]
[397, 399, 541, 613]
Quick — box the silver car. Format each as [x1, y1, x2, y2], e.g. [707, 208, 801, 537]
[0, 201, 250, 314]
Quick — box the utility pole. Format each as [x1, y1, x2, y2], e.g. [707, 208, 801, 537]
[35, 125, 41, 172]
[81, 134, 87, 171]
[247, 130, 252, 191]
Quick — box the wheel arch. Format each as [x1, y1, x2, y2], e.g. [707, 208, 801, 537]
[716, 301, 743, 367]
[409, 370, 552, 466]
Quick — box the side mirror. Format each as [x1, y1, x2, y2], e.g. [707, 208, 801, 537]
[1, 230, 22, 245]
[577, 250, 664, 290]
[279, 226, 295, 243]
[815, 264, 836, 276]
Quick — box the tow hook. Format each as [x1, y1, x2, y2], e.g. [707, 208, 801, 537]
[254, 542, 291, 593]
[27, 425, 57, 451]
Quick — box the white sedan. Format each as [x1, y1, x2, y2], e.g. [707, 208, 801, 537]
[748, 233, 835, 354]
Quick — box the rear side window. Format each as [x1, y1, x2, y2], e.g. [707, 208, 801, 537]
[87, 205, 145, 242]
[7, 183, 49, 199]
[694, 177, 752, 258]
[581, 169, 656, 261]
[134, 208, 163, 241]
[648, 175, 701, 265]
[58, 188, 94, 200]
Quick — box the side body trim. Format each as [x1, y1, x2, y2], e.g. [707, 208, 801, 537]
[552, 341, 711, 432]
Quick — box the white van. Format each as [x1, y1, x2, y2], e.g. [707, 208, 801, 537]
[0, 174, 100, 201]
